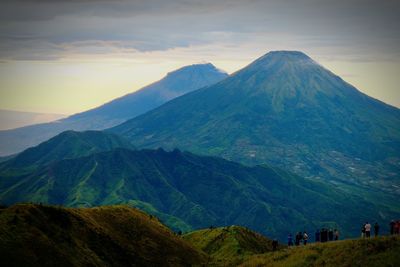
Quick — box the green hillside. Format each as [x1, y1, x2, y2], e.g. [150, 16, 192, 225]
[0, 204, 206, 267]
[0, 134, 398, 240]
[110, 51, 400, 197]
[184, 225, 280, 266]
[240, 235, 400, 267]
[0, 130, 134, 172]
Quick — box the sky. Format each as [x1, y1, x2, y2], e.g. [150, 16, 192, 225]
[0, 0, 399, 114]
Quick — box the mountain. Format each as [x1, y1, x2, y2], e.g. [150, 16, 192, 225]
[0, 204, 206, 267]
[183, 226, 279, 266]
[1, 142, 398, 241]
[110, 51, 400, 195]
[0, 109, 66, 130]
[241, 235, 400, 267]
[0, 63, 228, 156]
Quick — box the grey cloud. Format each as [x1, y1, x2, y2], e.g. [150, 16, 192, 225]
[0, 0, 399, 60]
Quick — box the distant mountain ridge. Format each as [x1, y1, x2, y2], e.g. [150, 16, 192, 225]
[0, 63, 228, 156]
[110, 51, 400, 195]
[0, 109, 66, 130]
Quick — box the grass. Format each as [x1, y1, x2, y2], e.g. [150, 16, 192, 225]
[240, 235, 400, 267]
[183, 225, 280, 266]
[0, 203, 206, 267]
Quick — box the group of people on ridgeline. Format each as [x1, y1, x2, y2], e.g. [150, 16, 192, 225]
[360, 222, 379, 238]
[315, 228, 339, 242]
[284, 220, 400, 247]
[287, 229, 339, 247]
[359, 220, 400, 238]
[287, 231, 310, 246]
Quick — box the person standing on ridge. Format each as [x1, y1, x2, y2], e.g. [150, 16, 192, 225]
[295, 232, 300, 246]
[272, 239, 278, 251]
[334, 229, 339, 241]
[361, 223, 366, 238]
[374, 222, 379, 237]
[288, 233, 293, 247]
[321, 228, 327, 243]
[390, 220, 395, 235]
[315, 229, 320, 242]
[303, 231, 309, 245]
[365, 222, 371, 238]
[328, 229, 333, 241]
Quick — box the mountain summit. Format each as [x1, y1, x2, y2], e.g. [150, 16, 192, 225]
[0, 63, 227, 156]
[111, 51, 400, 195]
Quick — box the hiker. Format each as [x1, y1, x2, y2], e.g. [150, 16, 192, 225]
[361, 223, 366, 238]
[295, 232, 301, 246]
[390, 220, 395, 235]
[374, 222, 379, 237]
[334, 229, 339, 241]
[365, 222, 371, 238]
[328, 229, 333, 241]
[272, 239, 278, 251]
[395, 220, 400, 235]
[303, 231, 308, 245]
[315, 229, 320, 242]
[288, 233, 293, 247]
[321, 228, 327, 243]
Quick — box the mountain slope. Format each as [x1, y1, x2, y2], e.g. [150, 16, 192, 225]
[0, 63, 227, 156]
[0, 130, 134, 171]
[184, 226, 279, 266]
[110, 51, 400, 195]
[0, 147, 398, 241]
[0, 204, 206, 267]
[241, 235, 400, 267]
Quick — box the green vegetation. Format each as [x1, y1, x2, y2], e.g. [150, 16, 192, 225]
[0, 204, 206, 267]
[1, 130, 134, 172]
[0, 131, 398, 241]
[240, 236, 400, 267]
[184, 226, 279, 266]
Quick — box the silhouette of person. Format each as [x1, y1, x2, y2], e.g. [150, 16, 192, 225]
[315, 229, 320, 242]
[272, 239, 278, 251]
[288, 233, 293, 247]
[328, 229, 333, 241]
[365, 222, 371, 238]
[374, 222, 379, 237]
[303, 231, 308, 245]
[390, 220, 395, 235]
[334, 229, 339, 241]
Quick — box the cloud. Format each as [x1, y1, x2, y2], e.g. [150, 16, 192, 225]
[0, 0, 399, 61]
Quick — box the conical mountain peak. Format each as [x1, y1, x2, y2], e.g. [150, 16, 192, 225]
[237, 50, 316, 74]
[256, 50, 313, 63]
[166, 63, 226, 78]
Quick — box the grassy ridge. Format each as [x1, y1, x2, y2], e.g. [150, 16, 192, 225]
[1, 203, 399, 267]
[240, 236, 400, 267]
[0, 204, 206, 267]
[184, 225, 280, 266]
